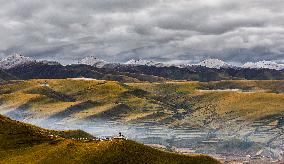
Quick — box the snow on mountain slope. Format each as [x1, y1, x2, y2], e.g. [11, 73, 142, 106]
[243, 61, 284, 70]
[78, 56, 109, 68]
[196, 59, 231, 69]
[125, 59, 165, 67]
[39, 60, 61, 66]
[3, 53, 282, 72]
[0, 53, 34, 69]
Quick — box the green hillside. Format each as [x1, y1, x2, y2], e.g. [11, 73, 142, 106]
[0, 114, 219, 164]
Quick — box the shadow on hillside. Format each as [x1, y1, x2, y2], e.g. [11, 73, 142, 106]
[5, 100, 34, 121]
[26, 86, 76, 102]
[47, 100, 102, 123]
[0, 98, 5, 106]
[86, 103, 133, 120]
[257, 114, 284, 130]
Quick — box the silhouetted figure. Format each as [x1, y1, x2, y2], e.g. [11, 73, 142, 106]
[41, 80, 49, 87]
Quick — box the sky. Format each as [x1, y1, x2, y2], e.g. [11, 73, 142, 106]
[0, 0, 284, 64]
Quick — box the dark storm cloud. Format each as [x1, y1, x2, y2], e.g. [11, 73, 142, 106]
[0, 0, 284, 64]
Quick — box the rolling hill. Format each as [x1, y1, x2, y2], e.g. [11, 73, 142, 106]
[0, 114, 219, 164]
[1, 79, 284, 126]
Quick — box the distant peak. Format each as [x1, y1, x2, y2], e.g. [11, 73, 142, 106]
[243, 60, 284, 70]
[0, 53, 34, 69]
[9, 53, 23, 57]
[125, 59, 165, 67]
[78, 56, 109, 68]
[196, 58, 231, 69]
[5, 53, 28, 59]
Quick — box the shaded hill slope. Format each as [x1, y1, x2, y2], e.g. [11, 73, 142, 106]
[0, 114, 219, 164]
[0, 69, 17, 82]
[7, 63, 165, 83]
[105, 64, 284, 81]
[6, 62, 284, 83]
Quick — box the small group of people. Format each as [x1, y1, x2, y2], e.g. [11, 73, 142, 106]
[70, 132, 127, 141]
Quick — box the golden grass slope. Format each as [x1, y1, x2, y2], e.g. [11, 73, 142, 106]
[0, 114, 94, 149]
[1, 79, 284, 128]
[0, 114, 220, 164]
[127, 80, 284, 128]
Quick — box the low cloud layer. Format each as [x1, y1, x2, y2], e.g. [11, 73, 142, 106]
[0, 0, 284, 64]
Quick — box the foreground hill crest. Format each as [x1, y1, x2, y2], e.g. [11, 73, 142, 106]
[0, 114, 220, 164]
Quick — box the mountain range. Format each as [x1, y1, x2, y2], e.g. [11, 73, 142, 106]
[0, 54, 284, 82]
[77, 56, 284, 70]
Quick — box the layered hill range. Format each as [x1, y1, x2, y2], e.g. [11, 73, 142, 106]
[1, 79, 284, 161]
[0, 53, 284, 82]
[1, 54, 284, 161]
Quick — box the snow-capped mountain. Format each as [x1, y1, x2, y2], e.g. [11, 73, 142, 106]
[0, 53, 34, 69]
[39, 60, 61, 66]
[243, 61, 284, 70]
[195, 59, 231, 69]
[78, 56, 109, 68]
[125, 59, 165, 67]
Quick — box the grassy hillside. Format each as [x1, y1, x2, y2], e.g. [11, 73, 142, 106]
[129, 80, 284, 127]
[0, 114, 219, 164]
[0, 114, 94, 149]
[1, 79, 284, 127]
